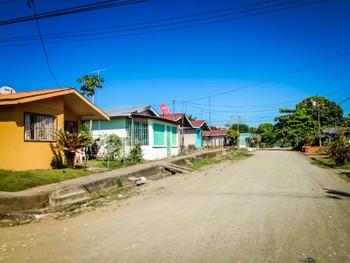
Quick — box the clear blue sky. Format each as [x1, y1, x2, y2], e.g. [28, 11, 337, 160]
[0, 0, 349, 127]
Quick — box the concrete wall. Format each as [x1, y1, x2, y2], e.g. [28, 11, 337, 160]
[0, 97, 82, 171]
[92, 117, 179, 160]
[183, 129, 197, 146]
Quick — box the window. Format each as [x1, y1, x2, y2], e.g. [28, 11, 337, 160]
[153, 123, 165, 146]
[64, 121, 78, 134]
[126, 119, 149, 145]
[171, 126, 178, 146]
[24, 112, 55, 141]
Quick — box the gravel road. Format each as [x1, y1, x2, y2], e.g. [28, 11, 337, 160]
[1, 150, 350, 263]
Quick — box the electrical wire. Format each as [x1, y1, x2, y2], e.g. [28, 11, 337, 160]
[30, 0, 61, 88]
[186, 51, 350, 102]
[0, 0, 328, 46]
[0, 0, 16, 6]
[0, 0, 148, 26]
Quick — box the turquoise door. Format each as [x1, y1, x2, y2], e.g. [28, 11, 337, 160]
[196, 128, 202, 147]
[166, 126, 171, 156]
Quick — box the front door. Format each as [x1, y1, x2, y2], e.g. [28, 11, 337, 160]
[196, 128, 202, 147]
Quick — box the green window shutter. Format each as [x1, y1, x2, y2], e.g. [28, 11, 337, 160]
[171, 126, 177, 146]
[153, 123, 165, 145]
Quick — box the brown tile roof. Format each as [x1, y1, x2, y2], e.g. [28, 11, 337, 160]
[161, 113, 185, 121]
[0, 88, 109, 121]
[0, 88, 72, 103]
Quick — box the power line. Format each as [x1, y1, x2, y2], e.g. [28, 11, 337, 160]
[187, 51, 350, 102]
[30, 0, 61, 88]
[0, 0, 16, 7]
[0, 0, 328, 46]
[0, 0, 148, 26]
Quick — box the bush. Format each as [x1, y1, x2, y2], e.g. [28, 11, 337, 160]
[327, 136, 350, 166]
[104, 134, 122, 160]
[127, 140, 143, 163]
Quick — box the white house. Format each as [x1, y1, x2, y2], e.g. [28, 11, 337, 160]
[91, 105, 179, 160]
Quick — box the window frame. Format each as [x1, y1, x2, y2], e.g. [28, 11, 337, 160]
[24, 112, 56, 142]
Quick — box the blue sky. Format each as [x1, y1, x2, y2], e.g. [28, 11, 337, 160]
[0, 0, 349, 127]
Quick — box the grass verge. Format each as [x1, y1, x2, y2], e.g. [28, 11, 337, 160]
[0, 169, 93, 192]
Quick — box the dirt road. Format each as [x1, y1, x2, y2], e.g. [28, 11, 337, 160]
[1, 150, 350, 262]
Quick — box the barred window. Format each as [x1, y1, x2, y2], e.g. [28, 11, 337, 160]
[24, 113, 55, 141]
[153, 123, 165, 146]
[126, 119, 149, 145]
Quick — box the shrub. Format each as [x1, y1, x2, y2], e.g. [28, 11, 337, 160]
[327, 136, 350, 166]
[127, 140, 143, 163]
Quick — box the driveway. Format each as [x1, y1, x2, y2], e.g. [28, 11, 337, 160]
[1, 150, 349, 262]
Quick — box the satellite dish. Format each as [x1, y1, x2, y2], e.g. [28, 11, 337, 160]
[160, 103, 170, 115]
[0, 86, 16, 95]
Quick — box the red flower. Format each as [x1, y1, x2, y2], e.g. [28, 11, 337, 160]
[333, 148, 338, 154]
[341, 153, 346, 159]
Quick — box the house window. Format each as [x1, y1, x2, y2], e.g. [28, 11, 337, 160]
[171, 126, 177, 146]
[126, 119, 149, 145]
[153, 123, 165, 146]
[64, 121, 78, 134]
[24, 112, 55, 141]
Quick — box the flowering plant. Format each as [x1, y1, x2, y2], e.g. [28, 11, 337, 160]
[327, 136, 350, 165]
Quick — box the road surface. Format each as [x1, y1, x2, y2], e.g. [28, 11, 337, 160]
[1, 150, 350, 262]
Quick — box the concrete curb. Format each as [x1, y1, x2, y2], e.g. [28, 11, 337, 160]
[0, 149, 231, 215]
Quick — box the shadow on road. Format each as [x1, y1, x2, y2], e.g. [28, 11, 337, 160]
[324, 188, 350, 200]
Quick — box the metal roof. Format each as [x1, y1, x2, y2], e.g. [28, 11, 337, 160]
[102, 105, 159, 117]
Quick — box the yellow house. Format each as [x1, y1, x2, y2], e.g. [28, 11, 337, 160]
[0, 88, 109, 171]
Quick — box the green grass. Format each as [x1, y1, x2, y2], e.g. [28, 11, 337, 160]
[0, 169, 92, 192]
[87, 159, 123, 169]
[310, 155, 350, 170]
[190, 158, 218, 170]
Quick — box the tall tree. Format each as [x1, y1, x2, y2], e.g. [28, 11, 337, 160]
[229, 123, 249, 133]
[77, 74, 105, 133]
[274, 97, 343, 149]
[187, 114, 197, 121]
[256, 123, 275, 148]
[77, 74, 105, 104]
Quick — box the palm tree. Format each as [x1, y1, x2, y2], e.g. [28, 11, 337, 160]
[54, 130, 93, 168]
[77, 74, 105, 132]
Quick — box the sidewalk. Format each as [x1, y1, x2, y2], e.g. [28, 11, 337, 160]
[0, 149, 229, 215]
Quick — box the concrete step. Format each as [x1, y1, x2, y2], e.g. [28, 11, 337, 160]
[161, 164, 190, 174]
[168, 163, 194, 172]
[49, 186, 89, 206]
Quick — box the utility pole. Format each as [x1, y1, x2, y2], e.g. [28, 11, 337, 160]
[237, 116, 242, 132]
[91, 68, 106, 135]
[172, 99, 175, 120]
[311, 96, 322, 146]
[91, 68, 106, 107]
[209, 96, 212, 126]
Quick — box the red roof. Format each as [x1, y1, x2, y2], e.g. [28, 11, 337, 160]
[161, 113, 184, 121]
[203, 129, 227, 136]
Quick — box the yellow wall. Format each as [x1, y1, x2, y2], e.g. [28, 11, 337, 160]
[0, 97, 81, 171]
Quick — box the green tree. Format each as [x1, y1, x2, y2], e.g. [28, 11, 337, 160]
[77, 74, 105, 133]
[229, 123, 249, 133]
[274, 108, 318, 150]
[103, 134, 122, 160]
[226, 129, 240, 146]
[296, 97, 344, 127]
[188, 114, 197, 121]
[274, 97, 344, 149]
[54, 130, 93, 168]
[256, 123, 275, 148]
